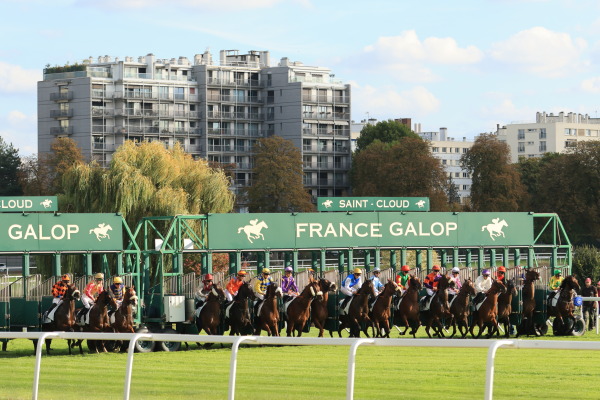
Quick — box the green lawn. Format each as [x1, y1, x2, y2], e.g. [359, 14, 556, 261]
[0, 328, 599, 400]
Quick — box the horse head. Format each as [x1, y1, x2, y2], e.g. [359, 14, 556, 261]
[385, 279, 401, 295]
[506, 279, 517, 296]
[490, 279, 507, 295]
[301, 280, 323, 300]
[318, 278, 337, 293]
[267, 283, 282, 299]
[524, 269, 540, 283]
[561, 275, 580, 293]
[124, 286, 139, 308]
[210, 285, 226, 302]
[461, 278, 476, 296]
[409, 275, 422, 290]
[65, 284, 81, 301]
[358, 279, 374, 296]
[437, 274, 455, 290]
[99, 290, 118, 309]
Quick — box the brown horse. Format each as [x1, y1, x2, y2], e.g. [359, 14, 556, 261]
[311, 278, 337, 337]
[284, 280, 322, 337]
[196, 285, 226, 336]
[394, 275, 422, 338]
[497, 278, 517, 338]
[424, 274, 455, 338]
[369, 280, 401, 338]
[42, 284, 82, 355]
[254, 283, 283, 336]
[547, 275, 580, 335]
[516, 269, 541, 337]
[448, 278, 476, 338]
[337, 279, 374, 338]
[76, 290, 118, 353]
[111, 286, 138, 352]
[469, 279, 507, 339]
[227, 282, 254, 336]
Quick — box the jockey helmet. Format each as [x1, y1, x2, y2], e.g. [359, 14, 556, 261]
[585, 277, 591, 283]
[94, 272, 104, 280]
[285, 266, 293, 272]
[401, 265, 410, 272]
[203, 273, 213, 281]
[372, 267, 381, 272]
[353, 268, 362, 274]
[482, 269, 490, 276]
[113, 277, 123, 284]
[497, 266, 506, 273]
[262, 268, 271, 274]
[432, 265, 441, 271]
[554, 269, 561, 276]
[307, 268, 315, 273]
[237, 270, 247, 276]
[61, 274, 70, 282]
[451, 267, 460, 273]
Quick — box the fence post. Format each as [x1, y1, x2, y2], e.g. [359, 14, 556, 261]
[123, 333, 152, 400]
[484, 340, 514, 400]
[32, 332, 59, 400]
[346, 339, 374, 400]
[229, 336, 257, 400]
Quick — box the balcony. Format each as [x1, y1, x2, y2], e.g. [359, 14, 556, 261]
[50, 92, 73, 101]
[50, 126, 72, 135]
[50, 109, 72, 118]
[92, 107, 113, 117]
[92, 89, 106, 98]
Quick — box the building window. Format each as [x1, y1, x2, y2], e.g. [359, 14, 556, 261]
[442, 147, 447, 153]
[539, 141, 546, 152]
[539, 129, 546, 139]
[462, 172, 469, 178]
[455, 148, 460, 153]
[432, 147, 439, 153]
[518, 142, 525, 152]
[442, 159, 447, 165]
[518, 129, 525, 140]
[463, 148, 468, 153]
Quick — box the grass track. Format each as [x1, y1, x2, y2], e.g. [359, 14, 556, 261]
[0, 328, 599, 400]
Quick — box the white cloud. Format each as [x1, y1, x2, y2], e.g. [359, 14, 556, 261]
[490, 27, 587, 78]
[581, 77, 600, 93]
[77, 0, 284, 10]
[0, 61, 39, 93]
[0, 110, 37, 155]
[351, 83, 440, 119]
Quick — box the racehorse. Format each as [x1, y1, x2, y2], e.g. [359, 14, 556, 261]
[237, 220, 268, 244]
[111, 286, 138, 352]
[469, 279, 506, 339]
[41, 284, 82, 355]
[254, 283, 283, 336]
[336, 279, 374, 338]
[481, 218, 508, 241]
[196, 285, 226, 340]
[75, 290, 118, 353]
[227, 282, 254, 336]
[448, 278, 476, 338]
[497, 278, 517, 338]
[547, 275, 581, 335]
[394, 275, 422, 338]
[89, 223, 112, 241]
[311, 278, 337, 337]
[424, 274, 455, 338]
[284, 280, 322, 337]
[516, 269, 541, 337]
[369, 280, 401, 338]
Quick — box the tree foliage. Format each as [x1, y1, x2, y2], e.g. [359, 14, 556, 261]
[246, 136, 314, 213]
[60, 141, 234, 228]
[355, 120, 420, 152]
[460, 134, 525, 211]
[572, 245, 600, 281]
[47, 137, 84, 194]
[0, 136, 22, 196]
[351, 138, 449, 211]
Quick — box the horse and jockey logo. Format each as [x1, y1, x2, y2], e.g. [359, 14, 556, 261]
[40, 199, 53, 209]
[481, 218, 508, 241]
[89, 223, 113, 241]
[237, 219, 268, 244]
[415, 200, 426, 208]
[322, 200, 333, 208]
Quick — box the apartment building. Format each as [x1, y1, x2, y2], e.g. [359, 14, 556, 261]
[496, 111, 600, 163]
[38, 50, 352, 210]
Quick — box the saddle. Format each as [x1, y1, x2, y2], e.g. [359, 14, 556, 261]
[76, 308, 91, 326]
[474, 296, 487, 311]
[194, 302, 207, 318]
[548, 290, 561, 307]
[338, 297, 352, 316]
[419, 294, 436, 311]
[42, 301, 63, 324]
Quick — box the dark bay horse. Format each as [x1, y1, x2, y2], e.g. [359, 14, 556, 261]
[284, 280, 321, 337]
[254, 283, 283, 336]
[111, 286, 138, 352]
[497, 279, 517, 338]
[424, 275, 455, 338]
[448, 278, 476, 338]
[394, 275, 422, 338]
[548, 275, 580, 335]
[369, 280, 401, 338]
[336, 279, 374, 338]
[227, 282, 254, 336]
[469, 279, 506, 339]
[76, 290, 118, 353]
[311, 278, 337, 337]
[516, 269, 541, 337]
[42, 284, 82, 355]
[196, 285, 226, 336]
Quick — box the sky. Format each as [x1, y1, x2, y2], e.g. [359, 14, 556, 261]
[1, 0, 600, 156]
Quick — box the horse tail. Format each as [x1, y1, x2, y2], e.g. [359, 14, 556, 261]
[481, 225, 486, 232]
[89, 229, 94, 234]
[237, 227, 244, 234]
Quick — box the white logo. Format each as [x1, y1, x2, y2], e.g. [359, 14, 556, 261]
[322, 199, 333, 208]
[40, 199, 53, 208]
[481, 218, 508, 241]
[89, 223, 113, 241]
[237, 219, 268, 244]
[415, 200, 426, 208]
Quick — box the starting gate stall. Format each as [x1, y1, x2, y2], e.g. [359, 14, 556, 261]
[9, 275, 43, 332]
[0, 275, 12, 349]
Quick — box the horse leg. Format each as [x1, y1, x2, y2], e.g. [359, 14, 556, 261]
[45, 338, 52, 355]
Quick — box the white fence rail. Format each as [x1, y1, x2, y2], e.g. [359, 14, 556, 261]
[0, 332, 599, 400]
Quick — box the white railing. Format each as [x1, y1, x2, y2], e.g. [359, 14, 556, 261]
[0, 332, 599, 400]
[580, 296, 600, 334]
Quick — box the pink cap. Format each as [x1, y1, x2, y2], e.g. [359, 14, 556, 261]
[585, 278, 592, 283]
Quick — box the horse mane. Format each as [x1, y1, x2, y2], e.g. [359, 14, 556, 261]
[559, 275, 577, 290]
[357, 279, 373, 294]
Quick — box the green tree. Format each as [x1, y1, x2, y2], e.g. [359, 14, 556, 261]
[446, 176, 461, 208]
[516, 153, 561, 211]
[351, 138, 449, 211]
[61, 141, 234, 228]
[355, 120, 420, 152]
[46, 137, 84, 194]
[460, 134, 525, 211]
[572, 245, 600, 281]
[18, 154, 53, 195]
[0, 137, 22, 196]
[246, 136, 314, 213]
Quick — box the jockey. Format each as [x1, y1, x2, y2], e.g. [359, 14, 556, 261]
[281, 266, 299, 301]
[424, 265, 442, 296]
[370, 267, 385, 296]
[496, 266, 506, 283]
[307, 268, 317, 281]
[448, 267, 462, 299]
[110, 276, 124, 308]
[395, 265, 411, 293]
[82, 273, 104, 310]
[340, 268, 363, 309]
[195, 274, 214, 308]
[473, 269, 492, 305]
[548, 269, 563, 304]
[48, 274, 70, 312]
[225, 270, 247, 302]
[253, 268, 274, 315]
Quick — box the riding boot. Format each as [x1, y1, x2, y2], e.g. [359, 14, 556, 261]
[341, 296, 351, 310]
